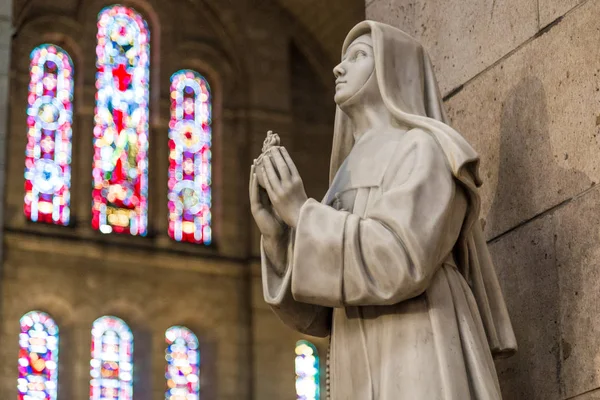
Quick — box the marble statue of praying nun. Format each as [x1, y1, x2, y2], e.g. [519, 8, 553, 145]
[249, 20, 517, 400]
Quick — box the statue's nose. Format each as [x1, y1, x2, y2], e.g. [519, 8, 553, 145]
[333, 63, 345, 79]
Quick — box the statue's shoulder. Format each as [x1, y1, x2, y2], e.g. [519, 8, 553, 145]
[381, 128, 451, 185]
[402, 128, 445, 153]
[380, 128, 446, 168]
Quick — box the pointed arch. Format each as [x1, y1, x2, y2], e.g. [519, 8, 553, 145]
[92, 4, 150, 236]
[90, 316, 134, 400]
[295, 340, 320, 400]
[24, 44, 74, 226]
[168, 69, 212, 244]
[165, 326, 200, 399]
[18, 311, 60, 400]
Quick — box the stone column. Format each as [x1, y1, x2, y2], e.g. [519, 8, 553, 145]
[0, 0, 12, 289]
[367, 1, 600, 399]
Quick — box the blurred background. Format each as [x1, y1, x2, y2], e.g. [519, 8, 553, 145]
[8, 0, 597, 399]
[0, 0, 365, 398]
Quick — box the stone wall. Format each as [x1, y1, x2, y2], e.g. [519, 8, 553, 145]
[367, 0, 600, 398]
[0, 239, 251, 399]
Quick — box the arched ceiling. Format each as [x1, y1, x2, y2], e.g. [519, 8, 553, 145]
[276, 0, 365, 61]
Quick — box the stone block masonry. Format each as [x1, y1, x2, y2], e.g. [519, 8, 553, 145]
[367, 0, 600, 398]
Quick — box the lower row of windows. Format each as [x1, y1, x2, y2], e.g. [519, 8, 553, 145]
[19, 311, 199, 400]
[19, 310, 321, 400]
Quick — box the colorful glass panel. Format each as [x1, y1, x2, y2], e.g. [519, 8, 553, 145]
[168, 70, 212, 244]
[25, 44, 74, 225]
[295, 340, 319, 400]
[18, 311, 59, 400]
[165, 326, 200, 400]
[93, 5, 150, 236]
[90, 316, 133, 400]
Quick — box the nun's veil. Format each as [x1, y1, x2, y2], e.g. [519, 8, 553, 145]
[330, 20, 517, 358]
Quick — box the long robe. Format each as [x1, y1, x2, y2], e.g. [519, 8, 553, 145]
[262, 128, 503, 399]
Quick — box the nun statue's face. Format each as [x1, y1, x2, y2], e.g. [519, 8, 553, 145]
[333, 34, 375, 105]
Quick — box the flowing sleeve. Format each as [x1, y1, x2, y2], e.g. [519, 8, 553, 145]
[290, 133, 464, 307]
[261, 231, 332, 337]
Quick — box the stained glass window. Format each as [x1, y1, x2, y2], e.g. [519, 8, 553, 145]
[168, 70, 212, 244]
[165, 326, 200, 400]
[18, 311, 59, 400]
[90, 316, 133, 400]
[93, 5, 150, 236]
[25, 44, 74, 226]
[295, 340, 319, 400]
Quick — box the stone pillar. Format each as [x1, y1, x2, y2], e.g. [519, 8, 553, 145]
[0, 0, 12, 299]
[367, 0, 600, 399]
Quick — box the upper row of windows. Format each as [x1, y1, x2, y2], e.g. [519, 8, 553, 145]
[24, 4, 213, 244]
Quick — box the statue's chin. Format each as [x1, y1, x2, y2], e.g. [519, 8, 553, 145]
[335, 89, 363, 110]
[334, 92, 349, 106]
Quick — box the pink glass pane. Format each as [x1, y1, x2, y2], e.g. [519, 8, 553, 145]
[25, 44, 73, 225]
[90, 316, 133, 400]
[93, 5, 150, 236]
[168, 70, 212, 244]
[165, 326, 200, 399]
[18, 311, 59, 400]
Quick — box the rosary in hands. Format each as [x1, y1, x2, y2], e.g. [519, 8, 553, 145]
[260, 147, 308, 229]
[249, 129, 308, 237]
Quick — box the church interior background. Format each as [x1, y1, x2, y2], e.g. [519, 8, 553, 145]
[4, 0, 600, 399]
[0, 0, 365, 398]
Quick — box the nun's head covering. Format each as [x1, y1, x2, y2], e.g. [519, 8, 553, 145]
[330, 20, 517, 358]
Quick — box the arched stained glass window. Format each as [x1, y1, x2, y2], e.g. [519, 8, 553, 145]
[25, 44, 74, 226]
[90, 316, 133, 400]
[168, 70, 212, 244]
[165, 326, 200, 400]
[18, 311, 59, 400]
[295, 340, 320, 400]
[93, 5, 150, 236]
